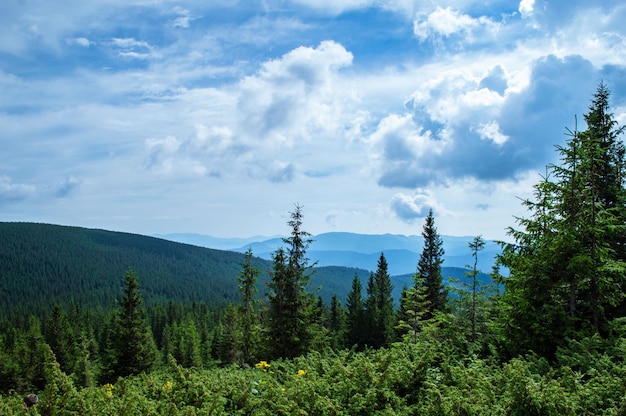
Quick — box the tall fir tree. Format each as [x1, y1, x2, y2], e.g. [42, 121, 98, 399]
[364, 253, 395, 348]
[103, 268, 158, 381]
[328, 294, 346, 350]
[44, 304, 78, 376]
[345, 274, 365, 349]
[500, 83, 626, 358]
[417, 210, 447, 316]
[265, 204, 317, 359]
[364, 272, 378, 347]
[237, 248, 260, 364]
[466, 236, 485, 342]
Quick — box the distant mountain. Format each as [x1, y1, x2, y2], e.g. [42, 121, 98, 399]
[152, 233, 282, 251]
[157, 231, 502, 276]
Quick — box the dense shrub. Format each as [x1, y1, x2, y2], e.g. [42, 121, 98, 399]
[3, 339, 626, 415]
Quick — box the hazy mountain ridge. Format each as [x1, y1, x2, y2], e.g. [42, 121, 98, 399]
[157, 231, 501, 275]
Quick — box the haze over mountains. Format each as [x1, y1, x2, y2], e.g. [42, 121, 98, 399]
[154, 232, 501, 276]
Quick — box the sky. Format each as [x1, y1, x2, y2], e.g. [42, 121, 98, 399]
[1, 0, 626, 241]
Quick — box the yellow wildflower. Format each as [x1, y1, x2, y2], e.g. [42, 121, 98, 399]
[255, 360, 271, 371]
[162, 381, 173, 390]
[297, 369, 306, 376]
[104, 383, 114, 397]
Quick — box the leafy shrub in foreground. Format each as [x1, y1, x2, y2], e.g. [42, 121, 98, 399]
[3, 338, 626, 415]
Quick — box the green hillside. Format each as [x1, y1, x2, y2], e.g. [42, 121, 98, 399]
[0, 222, 383, 320]
[0, 222, 274, 320]
[0, 222, 489, 321]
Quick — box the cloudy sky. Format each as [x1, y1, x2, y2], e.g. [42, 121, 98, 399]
[2, 0, 626, 241]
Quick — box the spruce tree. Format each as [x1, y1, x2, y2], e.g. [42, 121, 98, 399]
[500, 83, 626, 358]
[397, 281, 430, 344]
[345, 274, 365, 349]
[364, 272, 378, 347]
[467, 236, 485, 342]
[44, 304, 77, 375]
[417, 209, 447, 316]
[237, 248, 260, 364]
[328, 294, 346, 350]
[265, 204, 316, 359]
[103, 268, 157, 381]
[364, 253, 395, 348]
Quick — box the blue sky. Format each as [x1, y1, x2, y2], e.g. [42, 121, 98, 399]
[1, 0, 626, 240]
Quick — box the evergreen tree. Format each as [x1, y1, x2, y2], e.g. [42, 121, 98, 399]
[397, 281, 430, 344]
[364, 254, 395, 348]
[237, 248, 260, 364]
[500, 84, 626, 358]
[103, 268, 158, 381]
[44, 304, 77, 376]
[213, 304, 242, 365]
[163, 314, 203, 368]
[328, 294, 346, 350]
[364, 272, 378, 347]
[345, 274, 365, 349]
[467, 236, 485, 342]
[417, 209, 447, 316]
[265, 204, 316, 359]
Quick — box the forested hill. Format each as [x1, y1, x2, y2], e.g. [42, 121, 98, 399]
[0, 222, 382, 321]
[0, 222, 490, 321]
[0, 222, 275, 320]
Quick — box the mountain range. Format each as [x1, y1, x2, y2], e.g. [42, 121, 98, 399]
[154, 231, 502, 276]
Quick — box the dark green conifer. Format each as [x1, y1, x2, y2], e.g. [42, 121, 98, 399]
[103, 268, 157, 381]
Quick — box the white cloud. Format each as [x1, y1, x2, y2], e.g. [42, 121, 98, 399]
[413, 6, 500, 42]
[67, 37, 93, 47]
[390, 192, 440, 222]
[236, 40, 354, 144]
[0, 176, 36, 202]
[171, 7, 197, 28]
[111, 37, 159, 59]
[518, 0, 535, 19]
[476, 121, 509, 145]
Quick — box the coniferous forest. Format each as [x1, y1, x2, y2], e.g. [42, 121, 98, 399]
[2, 84, 626, 414]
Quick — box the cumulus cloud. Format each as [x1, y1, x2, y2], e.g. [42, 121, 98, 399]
[413, 6, 500, 43]
[236, 40, 354, 145]
[143, 124, 245, 179]
[476, 121, 509, 145]
[518, 0, 535, 19]
[390, 192, 438, 222]
[369, 54, 616, 189]
[0, 176, 36, 202]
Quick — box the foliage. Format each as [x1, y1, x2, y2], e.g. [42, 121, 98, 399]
[364, 254, 396, 349]
[417, 209, 447, 316]
[4, 333, 626, 415]
[0, 222, 272, 321]
[265, 205, 319, 359]
[499, 83, 626, 359]
[345, 274, 366, 349]
[101, 268, 158, 382]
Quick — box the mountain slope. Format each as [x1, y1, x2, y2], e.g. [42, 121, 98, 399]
[1, 223, 498, 321]
[0, 222, 272, 319]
